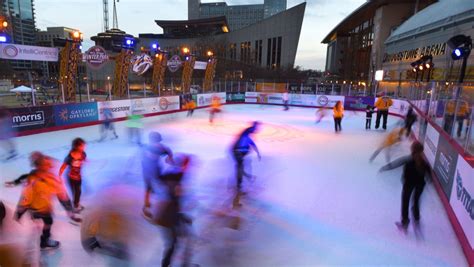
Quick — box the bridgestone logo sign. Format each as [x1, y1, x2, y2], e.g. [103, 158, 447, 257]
[12, 111, 45, 127]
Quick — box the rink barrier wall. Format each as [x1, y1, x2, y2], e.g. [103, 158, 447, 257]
[6, 94, 473, 265]
[410, 102, 474, 265]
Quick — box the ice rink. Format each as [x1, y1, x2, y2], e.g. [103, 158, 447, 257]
[0, 104, 468, 266]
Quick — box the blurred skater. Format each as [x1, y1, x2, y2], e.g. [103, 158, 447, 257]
[99, 105, 118, 142]
[153, 155, 195, 267]
[59, 138, 87, 213]
[333, 101, 344, 132]
[186, 98, 196, 117]
[15, 153, 81, 250]
[141, 132, 173, 216]
[231, 121, 261, 207]
[375, 96, 393, 130]
[379, 141, 432, 231]
[0, 106, 17, 160]
[126, 110, 144, 145]
[404, 107, 417, 137]
[209, 95, 222, 123]
[315, 108, 327, 123]
[366, 105, 375, 130]
[4, 151, 43, 187]
[370, 127, 405, 163]
[283, 90, 289, 111]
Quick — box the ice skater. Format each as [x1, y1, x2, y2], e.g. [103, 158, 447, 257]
[99, 105, 118, 141]
[404, 107, 417, 137]
[379, 141, 432, 232]
[186, 98, 196, 117]
[126, 109, 144, 145]
[374, 96, 393, 130]
[370, 127, 405, 163]
[283, 90, 289, 111]
[152, 155, 195, 267]
[141, 132, 173, 216]
[59, 138, 87, 213]
[15, 153, 81, 250]
[333, 101, 344, 132]
[209, 95, 222, 123]
[4, 151, 43, 187]
[315, 108, 327, 123]
[366, 105, 375, 130]
[0, 106, 17, 161]
[231, 121, 261, 207]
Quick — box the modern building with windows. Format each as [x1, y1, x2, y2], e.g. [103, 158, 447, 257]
[188, 0, 287, 31]
[1, 0, 36, 71]
[381, 0, 474, 93]
[322, 0, 436, 86]
[140, 2, 304, 69]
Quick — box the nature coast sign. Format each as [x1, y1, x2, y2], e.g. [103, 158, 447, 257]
[83, 46, 109, 69]
[383, 42, 447, 63]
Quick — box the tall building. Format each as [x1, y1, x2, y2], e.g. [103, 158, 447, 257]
[188, 0, 286, 31]
[36, 27, 80, 77]
[1, 0, 37, 71]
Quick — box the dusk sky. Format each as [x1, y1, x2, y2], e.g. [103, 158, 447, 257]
[35, 0, 366, 70]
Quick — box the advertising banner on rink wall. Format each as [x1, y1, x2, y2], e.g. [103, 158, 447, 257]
[450, 155, 474, 248]
[54, 102, 98, 126]
[226, 92, 246, 102]
[315, 95, 344, 108]
[424, 123, 440, 167]
[344, 96, 375, 110]
[9, 106, 55, 132]
[197, 92, 226, 107]
[98, 99, 131, 120]
[290, 94, 317, 106]
[131, 96, 180, 114]
[245, 92, 259, 103]
[433, 134, 459, 200]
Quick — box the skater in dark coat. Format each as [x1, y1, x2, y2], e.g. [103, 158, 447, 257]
[366, 105, 375, 130]
[404, 107, 417, 137]
[379, 141, 432, 230]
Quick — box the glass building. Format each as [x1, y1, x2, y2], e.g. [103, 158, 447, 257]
[1, 0, 37, 71]
[188, 0, 286, 31]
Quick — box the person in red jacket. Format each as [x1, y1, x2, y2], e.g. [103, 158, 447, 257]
[59, 138, 87, 213]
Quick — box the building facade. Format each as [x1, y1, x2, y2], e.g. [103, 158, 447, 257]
[382, 0, 474, 93]
[322, 0, 435, 86]
[1, 0, 36, 71]
[142, 2, 305, 69]
[188, 0, 286, 31]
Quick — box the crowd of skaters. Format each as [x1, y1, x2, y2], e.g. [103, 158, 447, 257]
[0, 94, 457, 265]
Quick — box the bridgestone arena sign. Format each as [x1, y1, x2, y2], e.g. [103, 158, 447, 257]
[383, 43, 447, 63]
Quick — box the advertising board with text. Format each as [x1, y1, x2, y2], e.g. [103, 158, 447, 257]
[8, 106, 55, 131]
[98, 99, 132, 120]
[197, 93, 226, 107]
[54, 102, 98, 126]
[450, 155, 474, 248]
[424, 123, 440, 167]
[433, 134, 458, 199]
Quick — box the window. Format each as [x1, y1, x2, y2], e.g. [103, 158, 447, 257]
[266, 38, 271, 67]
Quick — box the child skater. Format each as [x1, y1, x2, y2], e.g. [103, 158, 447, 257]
[366, 105, 375, 130]
[59, 138, 87, 213]
[209, 95, 222, 123]
[15, 152, 81, 250]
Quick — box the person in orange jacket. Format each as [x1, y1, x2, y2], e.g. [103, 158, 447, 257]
[375, 96, 393, 130]
[186, 98, 196, 117]
[209, 95, 222, 123]
[370, 127, 405, 162]
[15, 152, 81, 250]
[333, 101, 344, 132]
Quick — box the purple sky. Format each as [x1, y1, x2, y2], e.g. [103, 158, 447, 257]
[35, 0, 366, 70]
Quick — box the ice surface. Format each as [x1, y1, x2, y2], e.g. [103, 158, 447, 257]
[0, 104, 467, 266]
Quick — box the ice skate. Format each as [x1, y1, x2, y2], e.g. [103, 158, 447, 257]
[73, 205, 85, 213]
[395, 221, 408, 233]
